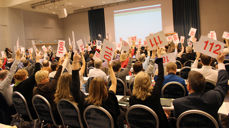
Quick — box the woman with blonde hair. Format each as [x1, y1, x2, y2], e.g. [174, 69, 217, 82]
[129, 48, 169, 128]
[54, 72, 74, 104]
[70, 52, 120, 128]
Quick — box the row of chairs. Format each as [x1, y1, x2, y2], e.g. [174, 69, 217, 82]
[13, 91, 219, 128]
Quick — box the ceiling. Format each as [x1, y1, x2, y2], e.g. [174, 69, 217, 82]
[0, 0, 129, 17]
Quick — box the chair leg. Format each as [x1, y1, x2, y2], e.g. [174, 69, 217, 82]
[40, 120, 44, 128]
[33, 119, 37, 128]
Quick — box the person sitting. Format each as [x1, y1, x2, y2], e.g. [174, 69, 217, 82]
[112, 49, 132, 83]
[178, 46, 196, 64]
[13, 54, 41, 119]
[191, 52, 218, 83]
[33, 58, 64, 124]
[173, 53, 228, 126]
[49, 62, 58, 78]
[129, 48, 169, 128]
[70, 52, 121, 128]
[88, 58, 107, 81]
[155, 62, 187, 95]
[41, 59, 52, 73]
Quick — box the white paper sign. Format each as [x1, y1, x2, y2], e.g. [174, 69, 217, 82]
[121, 41, 130, 52]
[77, 39, 85, 52]
[222, 31, 229, 39]
[93, 51, 101, 60]
[172, 33, 179, 44]
[161, 52, 177, 65]
[42, 45, 47, 52]
[68, 37, 72, 46]
[72, 31, 77, 51]
[180, 36, 185, 44]
[208, 31, 217, 40]
[117, 42, 121, 50]
[29, 48, 33, 54]
[20, 47, 25, 53]
[1, 51, 5, 58]
[32, 40, 37, 51]
[16, 37, 19, 50]
[88, 46, 91, 51]
[188, 28, 197, 37]
[56, 40, 66, 57]
[193, 36, 225, 58]
[146, 31, 168, 50]
[100, 40, 116, 61]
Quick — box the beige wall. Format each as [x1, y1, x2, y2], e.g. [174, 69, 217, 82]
[63, 12, 90, 44]
[199, 0, 229, 41]
[104, 0, 174, 42]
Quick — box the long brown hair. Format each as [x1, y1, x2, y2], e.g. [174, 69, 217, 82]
[85, 77, 108, 105]
[54, 73, 74, 103]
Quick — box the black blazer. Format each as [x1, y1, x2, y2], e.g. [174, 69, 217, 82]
[173, 69, 229, 124]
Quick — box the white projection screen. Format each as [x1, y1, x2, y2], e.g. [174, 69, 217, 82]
[114, 4, 162, 42]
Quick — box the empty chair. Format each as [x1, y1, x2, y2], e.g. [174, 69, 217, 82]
[57, 99, 83, 128]
[108, 78, 127, 96]
[161, 82, 186, 98]
[177, 110, 219, 128]
[179, 67, 191, 79]
[126, 104, 159, 128]
[184, 60, 194, 67]
[176, 60, 182, 69]
[12, 92, 37, 127]
[204, 79, 216, 92]
[84, 105, 114, 128]
[32, 95, 61, 128]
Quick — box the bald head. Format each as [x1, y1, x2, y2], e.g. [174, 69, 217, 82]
[94, 59, 102, 69]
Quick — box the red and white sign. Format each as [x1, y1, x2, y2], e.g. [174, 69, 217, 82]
[189, 28, 197, 37]
[122, 41, 130, 52]
[56, 40, 66, 57]
[180, 36, 185, 44]
[146, 31, 168, 50]
[166, 36, 173, 42]
[188, 41, 193, 47]
[100, 40, 116, 61]
[172, 33, 179, 44]
[88, 46, 91, 51]
[208, 31, 217, 40]
[42, 45, 47, 52]
[77, 39, 85, 52]
[93, 51, 100, 60]
[222, 31, 229, 39]
[193, 36, 225, 58]
[144, 40, 147, 45]
[161, 52, 177, 65]
[131, 36, 137, 43]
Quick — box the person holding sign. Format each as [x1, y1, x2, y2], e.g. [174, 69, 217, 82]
[112, 49, 133, 83]
[70, 52, 121, 128]
[191, 52, 218, 83]
[129, 47, 170, 128]
[173, 53, 228, 126]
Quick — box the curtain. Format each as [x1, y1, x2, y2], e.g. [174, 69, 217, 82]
[88, 8, 106, 41]
[173, 0, 200, 45]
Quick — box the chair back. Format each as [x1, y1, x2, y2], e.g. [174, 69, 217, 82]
[184, 60, 194, 67]
[161, 82, 186, 98]
[176, 60, 182, 69]
[109, 78, 127, 96]
[126, 104, 159, 128]
[84, 105, 114, 128]
[204, 79, 216, 92]
[0, 92, 11, 124]
[179, 67, 191, 79]
[12, 91, 33, 121]
[225, 63, 229, 74]
[32, 95, 58, 127]
[57, 99, 83, 128]
[177, 110, 219, 128]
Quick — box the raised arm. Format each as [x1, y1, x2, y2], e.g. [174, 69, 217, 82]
[120, 49, 132, 76]
[191, 52, 200, 69]
[177, 44, 184, 58]
[71, 52, 86, 104]
[80, 51, 86, 76]
[108, 61, 117, 94]
[0, 50, 21, 90]
[152, 48, 164, 95]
